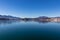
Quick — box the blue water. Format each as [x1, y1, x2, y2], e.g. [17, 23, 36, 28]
[0, 20, 60, 40]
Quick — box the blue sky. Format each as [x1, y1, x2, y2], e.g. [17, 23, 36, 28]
[0, 0, 60, 18]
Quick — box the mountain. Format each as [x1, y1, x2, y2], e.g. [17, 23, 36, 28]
[37, 16, 50, 19]
[0, 15, 20, 20]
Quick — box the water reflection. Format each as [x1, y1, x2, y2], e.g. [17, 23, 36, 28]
[0, 20, 60, 25]
[0, 20, 20, 25]
[0, 20, 60, 40]
[21, 20, 52, 23]
[22, 20, 60, 23]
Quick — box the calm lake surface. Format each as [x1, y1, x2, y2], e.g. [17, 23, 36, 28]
[0, 20, 60, 40]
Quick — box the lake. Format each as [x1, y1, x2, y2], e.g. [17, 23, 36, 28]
[0, 20, 60, 40]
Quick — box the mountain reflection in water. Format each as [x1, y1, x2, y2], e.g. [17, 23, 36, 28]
[0, 20, 60, 25]
[0, 20, 60, 40]
[0, 20, 20, 25]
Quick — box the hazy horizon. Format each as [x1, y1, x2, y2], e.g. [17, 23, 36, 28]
[0, 0, 60, 18]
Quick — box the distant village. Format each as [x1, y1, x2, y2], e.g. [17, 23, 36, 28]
[21, 16, 60, 22]
[0, 15, 60, 22]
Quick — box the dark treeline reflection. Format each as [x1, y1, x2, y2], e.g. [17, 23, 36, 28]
[21, 19, 51, 23]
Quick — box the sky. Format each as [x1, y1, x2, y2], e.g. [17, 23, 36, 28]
[0, 0, 60, 18]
